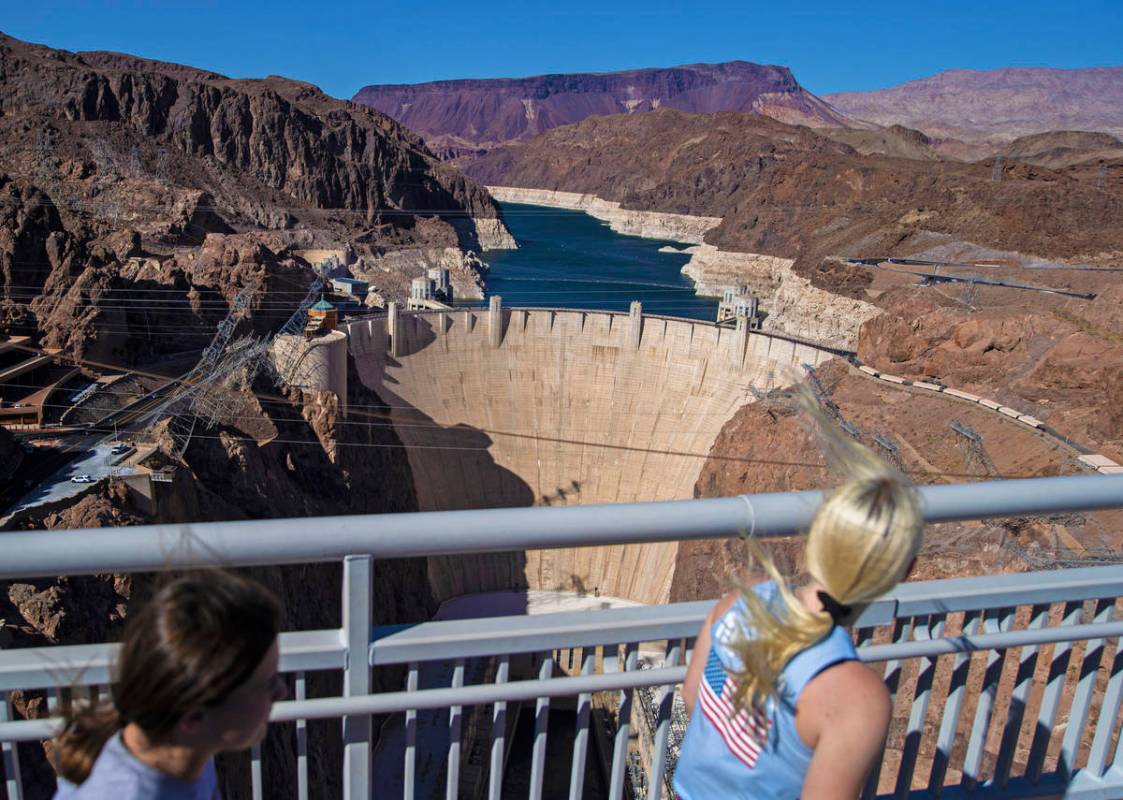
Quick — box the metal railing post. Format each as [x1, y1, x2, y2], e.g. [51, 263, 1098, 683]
[569, 650, 596, 800]
[609, 644, 639, 800]
[446, 659, 465, 800]
[295, 672, 309, 800]
[1, 691, 23, 800]
[647, 640, 682, 800]
[528, 655, 554, 800]
[342, 555, 373, 800]
[489, 655, 510, 800]
[404, 662, 418, 799]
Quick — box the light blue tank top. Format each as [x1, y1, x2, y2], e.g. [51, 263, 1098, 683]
[673, 582, 858, 800]
[53, 732, 219, 799]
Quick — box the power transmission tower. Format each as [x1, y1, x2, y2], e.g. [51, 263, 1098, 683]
[1097, 162, 1107, 192]
[803, 363, 863, 442]
[139, 269, 328, 451]
[991, 155, 1005, 183]
[873, 432, 905, 471]
[155, 148, 169, 183]
[960, 282, 980, 310]
[34, 126, 58, 190]
[138, 284, 258, 449]
[950, 419, 999, 478]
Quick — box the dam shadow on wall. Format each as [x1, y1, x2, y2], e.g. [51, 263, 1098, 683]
[351, 313, 535, 601]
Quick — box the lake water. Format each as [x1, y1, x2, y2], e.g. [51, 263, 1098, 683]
[476, 202, 719, 321]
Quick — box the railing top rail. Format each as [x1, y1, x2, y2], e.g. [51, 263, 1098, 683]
[4, 564, 1123, 693]
[2, 475, 1122, 579]
[5, 614, 1123, 744]
[369, 563, 1123, 663]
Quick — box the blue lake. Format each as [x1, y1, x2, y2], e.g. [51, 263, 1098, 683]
[475, 202, 719, 321]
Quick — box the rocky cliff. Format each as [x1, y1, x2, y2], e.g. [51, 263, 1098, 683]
[466, 109, 1123, 262]
[353, 60, 852, 159]
[671, 358, 1122, 602]
[998, 131, 1123, 169]
[2, 370, 436, 799]
[0, 31, 520, 797]
[0, 426, 23, 484]
[0, 31, 515, 363]
[826, 66, 1123, 143]
[0, 33, 509, 242]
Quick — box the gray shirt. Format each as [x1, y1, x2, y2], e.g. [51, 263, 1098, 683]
[53, 732, 219, 799]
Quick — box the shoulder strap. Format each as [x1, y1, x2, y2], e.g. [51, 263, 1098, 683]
[781, 625, 858, 699]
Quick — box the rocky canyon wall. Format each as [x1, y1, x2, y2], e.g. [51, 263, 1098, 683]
[680, 244, 880, 349]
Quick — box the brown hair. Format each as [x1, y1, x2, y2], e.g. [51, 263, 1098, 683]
[52, 571, 281, 784]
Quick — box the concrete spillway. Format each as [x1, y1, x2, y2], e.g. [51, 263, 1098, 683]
[344, 306, 836, 604]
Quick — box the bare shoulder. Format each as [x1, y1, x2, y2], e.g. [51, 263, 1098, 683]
[800, 661, 893, 795]
[807, 660, 890, 710]
[798, 661, 891, 747]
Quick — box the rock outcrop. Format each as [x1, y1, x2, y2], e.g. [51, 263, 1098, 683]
[998, 131, 1123, 169]
[354, 60, 853, 159]
[467, 108, 1123, 262]
[857, 288, 1123, 458]
[0, 34, 508, 239]
[677, 245, 878, 347]
[0, 31, 516, 364]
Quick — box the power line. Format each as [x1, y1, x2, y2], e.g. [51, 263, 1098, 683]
[0, 379, 768, 419]
[59, 418, 1044, 480]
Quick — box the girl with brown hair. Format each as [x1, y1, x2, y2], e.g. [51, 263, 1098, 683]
[52, 571, 285, 799]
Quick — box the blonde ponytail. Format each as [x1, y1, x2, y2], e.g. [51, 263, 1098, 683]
[727, 539, 835, 714]
[726, 386, 923, 714]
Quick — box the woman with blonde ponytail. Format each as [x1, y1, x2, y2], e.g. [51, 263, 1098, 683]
[52, 571, 285, 799]
[674, 399, 924, 799]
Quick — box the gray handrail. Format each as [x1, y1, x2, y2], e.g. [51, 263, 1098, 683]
[5, 564, 1122, 693]
[4, 617, 1122, 743]
[3, 475, 1122, 579]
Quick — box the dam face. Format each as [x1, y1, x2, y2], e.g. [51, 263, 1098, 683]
[344, 307, 834, 603]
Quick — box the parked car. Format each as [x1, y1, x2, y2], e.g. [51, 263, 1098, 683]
[110, 443, 129, 454]
[70, 474, 94, 483]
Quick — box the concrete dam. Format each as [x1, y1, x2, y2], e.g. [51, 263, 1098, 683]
[340, 304, 839, 604]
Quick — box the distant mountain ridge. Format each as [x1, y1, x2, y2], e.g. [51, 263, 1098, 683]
[353, 61, 854, 159]
[826, 66, 1123, 143]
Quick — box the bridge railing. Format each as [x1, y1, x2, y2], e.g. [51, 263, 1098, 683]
[2, 474, 1123, 799]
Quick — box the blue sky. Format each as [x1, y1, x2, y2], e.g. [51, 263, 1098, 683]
[3, 1, 1121, 99]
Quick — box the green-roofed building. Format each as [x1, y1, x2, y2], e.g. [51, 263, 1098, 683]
[306, 295, 338, 336]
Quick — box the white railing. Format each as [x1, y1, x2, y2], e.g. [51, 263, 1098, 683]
[2, 474, 1123, 799]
